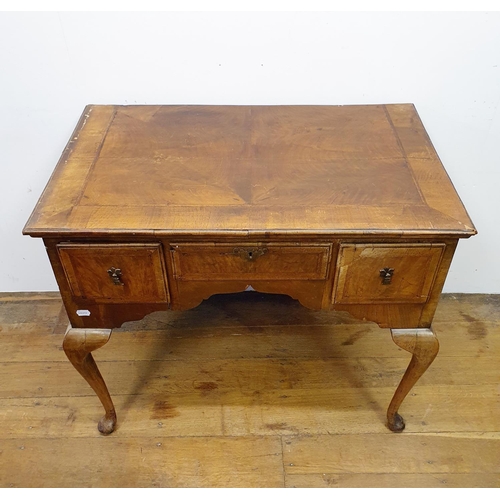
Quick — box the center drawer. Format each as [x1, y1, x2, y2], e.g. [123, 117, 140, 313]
[170, 243, 332, 281]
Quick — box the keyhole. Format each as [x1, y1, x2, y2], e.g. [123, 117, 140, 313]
[248, 251, 253, 259]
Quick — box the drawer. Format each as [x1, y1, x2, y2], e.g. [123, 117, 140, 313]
[171, 243, 332, 281]
[57, 243, 169, 303]
[333, 243, 445, 304]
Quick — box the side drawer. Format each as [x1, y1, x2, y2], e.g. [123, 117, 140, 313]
[333, 243, 445, 304]
[57, 243, 169, 303]
[171, 243, 332, 281]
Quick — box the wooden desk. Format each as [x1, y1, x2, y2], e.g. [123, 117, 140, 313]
[24, 104, 476, 434]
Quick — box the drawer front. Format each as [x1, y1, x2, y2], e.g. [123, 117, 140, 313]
[57, 243, 169, 303]
[333, 243, 445, 304]
[171, 243, 332, 281]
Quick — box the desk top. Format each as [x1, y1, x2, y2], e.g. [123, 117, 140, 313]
[24, 104, 476, 238]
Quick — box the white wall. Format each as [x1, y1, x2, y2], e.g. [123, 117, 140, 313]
[1, 11, 499, 293]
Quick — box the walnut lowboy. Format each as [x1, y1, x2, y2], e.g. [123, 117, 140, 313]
[47, 237, 456, 434]
[24, 104, 476, 434]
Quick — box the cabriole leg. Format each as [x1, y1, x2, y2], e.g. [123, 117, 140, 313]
[62, 327, 117, 434]
[387, 328, 439, 432]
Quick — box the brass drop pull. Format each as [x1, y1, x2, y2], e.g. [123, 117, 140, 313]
[233, 247, 268, 262]
[107, 267, 124, 286]
[379, 267, 394, 285]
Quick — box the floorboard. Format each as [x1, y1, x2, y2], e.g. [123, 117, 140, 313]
[0, 292, 499, 487]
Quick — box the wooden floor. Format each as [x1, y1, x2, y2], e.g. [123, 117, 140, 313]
[0, 292, 499, 488]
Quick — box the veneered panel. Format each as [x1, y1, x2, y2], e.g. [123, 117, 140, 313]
[57, 243, 169, 303]
[24, 104, 476, 238]
[171, 243, 331, 281]
[333, 244, 445, 304]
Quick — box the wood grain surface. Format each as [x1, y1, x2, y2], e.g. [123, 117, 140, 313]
[23, 104, 476, 237]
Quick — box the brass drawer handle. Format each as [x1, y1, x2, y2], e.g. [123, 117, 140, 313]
[107, 267, 124, 286]
[233, 247, 268, 262]
[379, 267, 394, 285]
